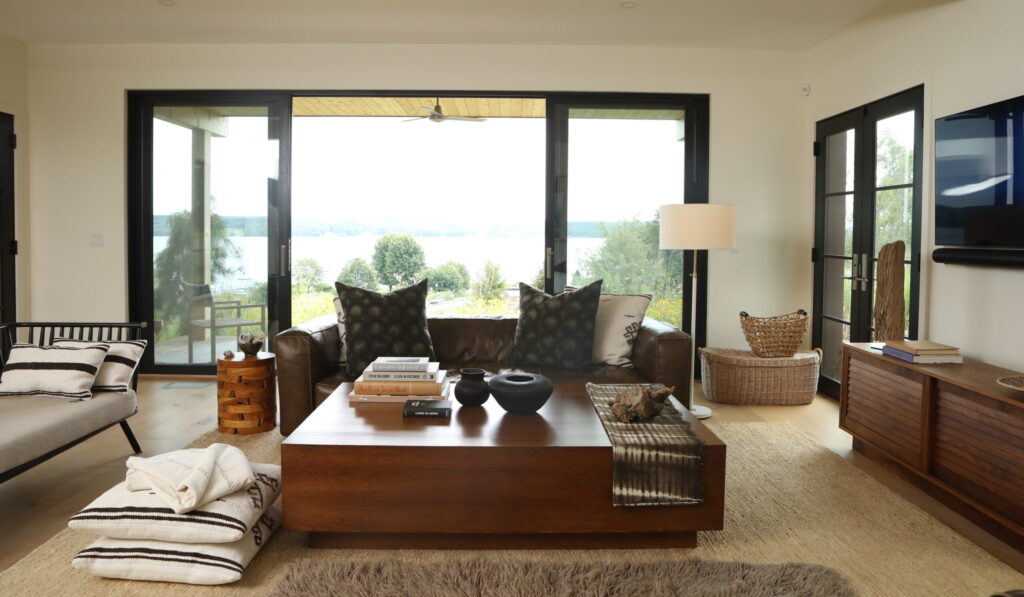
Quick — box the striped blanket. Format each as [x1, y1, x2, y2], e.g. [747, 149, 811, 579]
[586, 383, 704, 507]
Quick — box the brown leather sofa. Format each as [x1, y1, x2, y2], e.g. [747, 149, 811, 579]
[274, 315, 692, 435]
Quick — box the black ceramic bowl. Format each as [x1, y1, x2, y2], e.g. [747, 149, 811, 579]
[489, 372, 553, 414]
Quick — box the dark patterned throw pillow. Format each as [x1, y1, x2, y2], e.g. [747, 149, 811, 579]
[512, 280, 603, 369]
[335, 279, 435, 376]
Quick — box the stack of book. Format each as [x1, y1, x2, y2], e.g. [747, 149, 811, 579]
[882, 340, 962, 364]
[349, 357, 453, 417]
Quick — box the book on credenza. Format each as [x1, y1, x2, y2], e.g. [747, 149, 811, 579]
[363, 362, 441, 381]
[353, 373, 449, 396]
[403, 399, 453, 418]
[349, 385, 451, 403]
[883, 340, 960, 355]
[882, 345, 963, 364]
[369, 356, 431, 372]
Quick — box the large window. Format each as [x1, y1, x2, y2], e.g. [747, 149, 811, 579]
[290, 97, 545, 322]
[128, 92, 709, 374]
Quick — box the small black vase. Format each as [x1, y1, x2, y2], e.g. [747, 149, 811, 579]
[489, 372, 553, 415]
[454, 368, 490, 407]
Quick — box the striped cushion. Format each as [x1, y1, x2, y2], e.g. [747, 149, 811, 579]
[54, 338, 147, 393]
[72, 506, 281, 585]
[0, 343, 109, 400]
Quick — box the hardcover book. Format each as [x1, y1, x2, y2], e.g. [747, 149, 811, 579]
[353, 374, 449, 396]
[370, 356, 431, 372]
[349, 386, 451, 403]
[363, 362, 441, 381]
[882, 346, 963, 364]
[403, 399, 453, 418]
[884, 340, 960, 355]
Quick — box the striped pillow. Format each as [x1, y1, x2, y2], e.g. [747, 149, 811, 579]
[55, 338, 147, 393]
[0, 343, 109, 400]
[72, 505, 281, 585]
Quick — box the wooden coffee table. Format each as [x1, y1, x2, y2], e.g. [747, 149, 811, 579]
[282, 383, 725, 549]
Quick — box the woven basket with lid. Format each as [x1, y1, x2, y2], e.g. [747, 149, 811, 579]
[700, 347, 821, 406]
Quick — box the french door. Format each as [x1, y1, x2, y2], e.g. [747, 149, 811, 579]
[812, 86, 923, 397]
[0, 112, 14, 323]
[128, 93, 292, 374]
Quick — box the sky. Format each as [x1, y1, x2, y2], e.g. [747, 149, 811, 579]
[152, 107, 688, 230]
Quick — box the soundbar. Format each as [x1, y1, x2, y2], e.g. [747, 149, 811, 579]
[932, 247, 1024, 268]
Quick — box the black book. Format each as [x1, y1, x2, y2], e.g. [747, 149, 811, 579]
[403, 399, 453, 418]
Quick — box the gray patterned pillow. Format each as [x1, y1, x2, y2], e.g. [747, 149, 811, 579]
[335, 279, 435, 376]
[512, 280, 603, 369]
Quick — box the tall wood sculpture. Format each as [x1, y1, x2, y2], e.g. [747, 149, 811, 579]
[874, 240, 906, 341]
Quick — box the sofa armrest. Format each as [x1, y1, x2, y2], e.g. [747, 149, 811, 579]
[275, 314, 340, 436]
[632, 318, 692, 408]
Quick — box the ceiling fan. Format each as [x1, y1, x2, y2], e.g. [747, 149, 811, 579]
[404, 98, 485, 123]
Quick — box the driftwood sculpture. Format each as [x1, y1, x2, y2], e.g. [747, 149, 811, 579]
[611, 385, 675, 423]
[874, 240, 906, 342]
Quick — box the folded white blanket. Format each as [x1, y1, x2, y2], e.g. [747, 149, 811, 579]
[126, 444, 254, 514]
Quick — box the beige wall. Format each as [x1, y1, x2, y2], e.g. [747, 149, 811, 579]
[804, 0, 1024, 369]
[0, 33, 29, 320]
[25, 42, 808, 348]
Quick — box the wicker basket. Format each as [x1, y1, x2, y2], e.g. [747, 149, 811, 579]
[700, 347, 822, 406]
[739, 310, 808, 358]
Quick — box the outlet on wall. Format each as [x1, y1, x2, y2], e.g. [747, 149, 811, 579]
[89, 233, 104, 248]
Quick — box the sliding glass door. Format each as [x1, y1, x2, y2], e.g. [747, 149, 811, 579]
[0, 112, 14, 323]
[549, 94, 709, 345]
[129, 91, 708, 374]
[812, 86, 923, 396]
[129, 93, 291, 373]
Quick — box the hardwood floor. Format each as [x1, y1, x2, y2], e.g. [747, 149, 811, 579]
[0, 376, 1020, 574]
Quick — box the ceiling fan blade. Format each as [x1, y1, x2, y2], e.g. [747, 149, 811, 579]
[445, 116, 486, 122]
[402, 116, 428, 122]
[420, 107, 441, 116]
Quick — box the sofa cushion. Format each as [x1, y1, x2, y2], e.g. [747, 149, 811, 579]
[512, 281, 602, 370]
[335, 279, 435, 377]
[0, 390, 136, 473]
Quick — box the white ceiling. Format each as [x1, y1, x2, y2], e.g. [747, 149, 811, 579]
[0, 0, 952, 50]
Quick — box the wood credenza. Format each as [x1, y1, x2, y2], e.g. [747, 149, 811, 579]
[840, 343, 1024, 551]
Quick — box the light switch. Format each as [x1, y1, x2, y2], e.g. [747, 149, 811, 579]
[89, 233, 104, 247]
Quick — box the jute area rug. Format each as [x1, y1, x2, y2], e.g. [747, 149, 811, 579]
[1, 422, 1021, 597]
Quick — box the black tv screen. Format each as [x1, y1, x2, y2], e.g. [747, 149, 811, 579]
[935, 95, 1024, 247]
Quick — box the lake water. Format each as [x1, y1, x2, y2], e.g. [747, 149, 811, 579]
[153, 235, 605, 292]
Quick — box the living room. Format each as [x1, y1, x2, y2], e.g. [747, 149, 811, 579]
[1, 0, 1023, 594]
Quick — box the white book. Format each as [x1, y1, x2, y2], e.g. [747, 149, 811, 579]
[370, 356, 431, 372]
[363, 363, 441, 381]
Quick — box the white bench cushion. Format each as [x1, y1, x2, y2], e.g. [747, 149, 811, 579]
[0, 390, 136, 473]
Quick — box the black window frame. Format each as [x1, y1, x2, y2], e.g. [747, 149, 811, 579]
[0, 112, 14, 324]
[128, 90, 710, 374]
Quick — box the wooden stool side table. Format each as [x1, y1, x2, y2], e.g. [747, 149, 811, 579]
[217, 352, 276, 434]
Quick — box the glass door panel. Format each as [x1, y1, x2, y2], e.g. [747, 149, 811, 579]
[813, 87, 922, 397]
[564, 108, 686, 328]
[151, 106, 274, 366]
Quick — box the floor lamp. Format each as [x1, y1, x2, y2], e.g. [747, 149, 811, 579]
[659, 204, 736, 420]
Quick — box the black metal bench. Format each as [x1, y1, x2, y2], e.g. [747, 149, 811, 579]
[0, 322, 147, 483]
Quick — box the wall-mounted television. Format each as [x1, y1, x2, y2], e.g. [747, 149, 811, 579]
[935, 95, 1024, 248]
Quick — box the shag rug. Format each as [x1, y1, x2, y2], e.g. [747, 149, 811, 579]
[271, 557, 855, 597]
[1, 422, 1021, 596]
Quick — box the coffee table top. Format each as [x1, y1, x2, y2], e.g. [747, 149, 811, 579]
[284, 382, 713, 449]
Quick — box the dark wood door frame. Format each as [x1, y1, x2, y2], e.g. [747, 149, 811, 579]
[0, 112, 15, 323]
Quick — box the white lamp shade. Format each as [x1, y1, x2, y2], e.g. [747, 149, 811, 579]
[659, 204, 736, 250]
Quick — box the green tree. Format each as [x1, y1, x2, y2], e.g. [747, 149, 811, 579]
[427, 261, 471, 292]
[153, 210, 239, 339]
[531, 267, 546, 290]
[372, 233, 426, 290]
[337, 258, 378, 290]
[294, 257, 327, 294]
[574, 218, 681, 298]
[472, 261, 506, 301]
